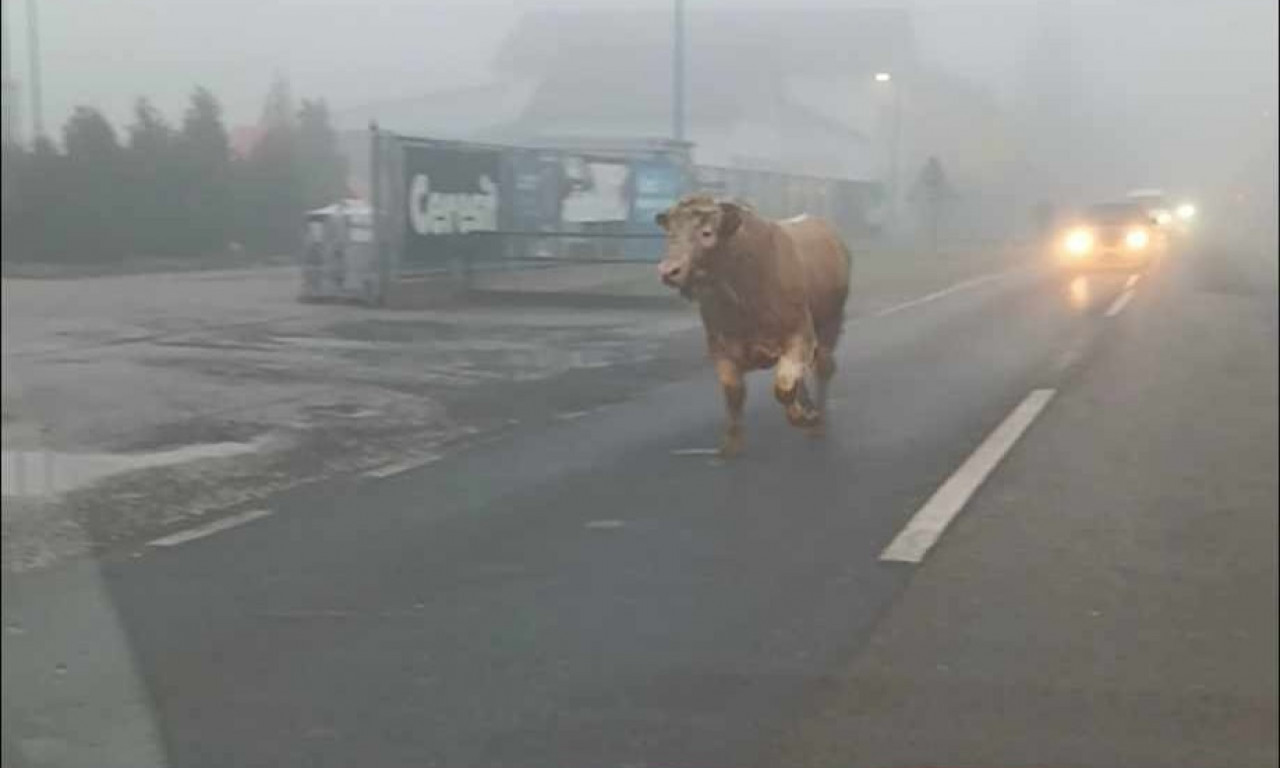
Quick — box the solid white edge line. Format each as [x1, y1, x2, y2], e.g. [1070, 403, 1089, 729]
[364, 454, 443, 479]
[880, 389, 1057, 564]
[872, 268, 1019, 319]
[147, 509, 273, 548]
[1124, 273, 1141, 290]
[1106, 288, 1136, 317]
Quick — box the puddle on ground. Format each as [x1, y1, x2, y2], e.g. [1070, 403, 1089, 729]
[2, 440, 267, 499]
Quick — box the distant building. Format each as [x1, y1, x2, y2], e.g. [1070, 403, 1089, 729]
[331, 2, 1029, 236]
[337, 6, 919, 183]
[332, 79, 541, 144]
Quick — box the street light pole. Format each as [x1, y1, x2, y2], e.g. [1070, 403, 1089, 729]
[26, 0, 44, 140]
[672, 0, 686, 142]
[2, 0, 13, 146]
[875, 72, 902, 234]
[889, 81, 901, 228]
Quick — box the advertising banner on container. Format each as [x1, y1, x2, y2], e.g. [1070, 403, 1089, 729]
[506, 149, 562, 233]
[401, 142, 502, 271]
[560, 156, 630, 224]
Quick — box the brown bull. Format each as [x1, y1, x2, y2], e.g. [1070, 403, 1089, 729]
[656, 195, 852, 456]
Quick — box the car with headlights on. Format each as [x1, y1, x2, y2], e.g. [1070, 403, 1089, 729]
[1127, 188, 1197, 237]
[1126, 189, 1173, 226]
[1055, 201, 1164, 272]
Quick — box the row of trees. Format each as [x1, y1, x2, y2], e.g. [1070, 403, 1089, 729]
[2, 79, 348, 263]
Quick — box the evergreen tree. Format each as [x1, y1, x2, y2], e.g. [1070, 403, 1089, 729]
[176, 87, 232, 254]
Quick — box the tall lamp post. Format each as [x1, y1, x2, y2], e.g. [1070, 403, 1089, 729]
[874, 71, 901, 232]
[672, 0, 686, 142]
[26, 0, 45, 140]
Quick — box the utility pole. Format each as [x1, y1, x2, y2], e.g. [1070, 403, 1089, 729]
[2, 0, 12, 213]
[26, 0, 44, 140]
[3, 0, 18, 146]
[3, 0, 9, 136]
[672, 0, 685, 142]
[889, 80, 901, 230]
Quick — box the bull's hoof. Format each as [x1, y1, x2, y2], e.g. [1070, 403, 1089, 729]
[785, 404, 822, 430]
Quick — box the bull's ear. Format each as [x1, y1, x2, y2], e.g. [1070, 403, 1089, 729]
[718, 202, 743, 238]
[654, 211, 669, 230]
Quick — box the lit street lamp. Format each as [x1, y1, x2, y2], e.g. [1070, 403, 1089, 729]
[874, 71, 902, 233]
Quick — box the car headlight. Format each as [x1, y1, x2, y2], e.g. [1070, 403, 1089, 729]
[1064, 228, 1093, 255]
[1126, 228, 1150, 249]
[1154, 211, 1173, 226]
[1176, 203, 1196, 220]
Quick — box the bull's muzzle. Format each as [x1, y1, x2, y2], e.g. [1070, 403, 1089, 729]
[658, 260, 687, 289]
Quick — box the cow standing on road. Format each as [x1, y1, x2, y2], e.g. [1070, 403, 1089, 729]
[656, 195, 852, 457]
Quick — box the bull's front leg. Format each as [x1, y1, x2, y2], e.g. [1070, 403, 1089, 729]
[774, 335, 820, 429]
[714, 356, 747, 457]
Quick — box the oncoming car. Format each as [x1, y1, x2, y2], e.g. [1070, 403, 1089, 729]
[1054, 201, 1164, 272]
[1127, 188, 1173, 227]
[1128, 188, 1197, 236]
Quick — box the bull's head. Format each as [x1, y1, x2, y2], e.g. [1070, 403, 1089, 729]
[655, 196, 744, 297]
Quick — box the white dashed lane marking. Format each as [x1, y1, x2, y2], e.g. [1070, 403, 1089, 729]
[881, 389, 1057, 564]
[147, 509, 273, 548]
[1054, 334, 1090, 374]
[364, 454, 443, 479]
[872, 269, 1020, 318]
[1106, 288, 1136, 317]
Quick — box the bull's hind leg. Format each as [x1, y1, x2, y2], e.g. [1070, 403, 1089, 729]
[774, 336, 820, 429]
[806, 345, 837, 437]
[808, 311, 845, 434]
[715, 357, 747, 457]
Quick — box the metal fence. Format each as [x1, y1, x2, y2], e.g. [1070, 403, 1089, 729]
[693, 165, 884, 239]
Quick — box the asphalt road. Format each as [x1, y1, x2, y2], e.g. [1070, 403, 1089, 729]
[4, 240, 1276, 767]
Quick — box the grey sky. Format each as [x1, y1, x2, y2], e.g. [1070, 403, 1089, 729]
[4, 0, 1275, 197]
[6, 0, 1267, 127]
[6, 0, 519, 129]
